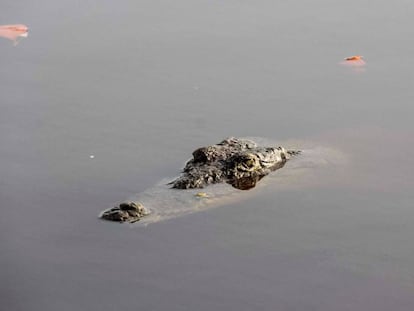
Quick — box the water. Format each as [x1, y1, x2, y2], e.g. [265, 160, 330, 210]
[1, 1, 414, 310]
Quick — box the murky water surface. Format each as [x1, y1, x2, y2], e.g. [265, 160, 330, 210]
[2, 1, 414, 310]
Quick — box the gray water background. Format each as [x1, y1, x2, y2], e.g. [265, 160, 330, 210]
[2, 1, 414, 310]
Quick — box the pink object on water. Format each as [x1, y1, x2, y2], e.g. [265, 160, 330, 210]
[0, 24, 29, 45]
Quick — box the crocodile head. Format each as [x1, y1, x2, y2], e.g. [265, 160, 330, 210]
[172, 139, 300, 190]
[226, 147, 291, 190]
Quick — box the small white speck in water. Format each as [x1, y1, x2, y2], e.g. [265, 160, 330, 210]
[89, 155, 95, 159]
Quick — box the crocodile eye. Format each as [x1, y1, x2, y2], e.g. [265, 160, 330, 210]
[244, 158, 255, 167]
[237, 154, 259, 171]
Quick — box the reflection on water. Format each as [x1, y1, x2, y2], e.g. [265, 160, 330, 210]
[2, 0, 414, 310]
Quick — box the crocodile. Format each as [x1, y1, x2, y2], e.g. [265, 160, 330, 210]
[100, 137, 300, 224]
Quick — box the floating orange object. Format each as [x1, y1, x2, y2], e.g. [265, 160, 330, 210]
[340, 55, 366, 70]
[344, 55, 363, 61]
[0, 24, 29, 45]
